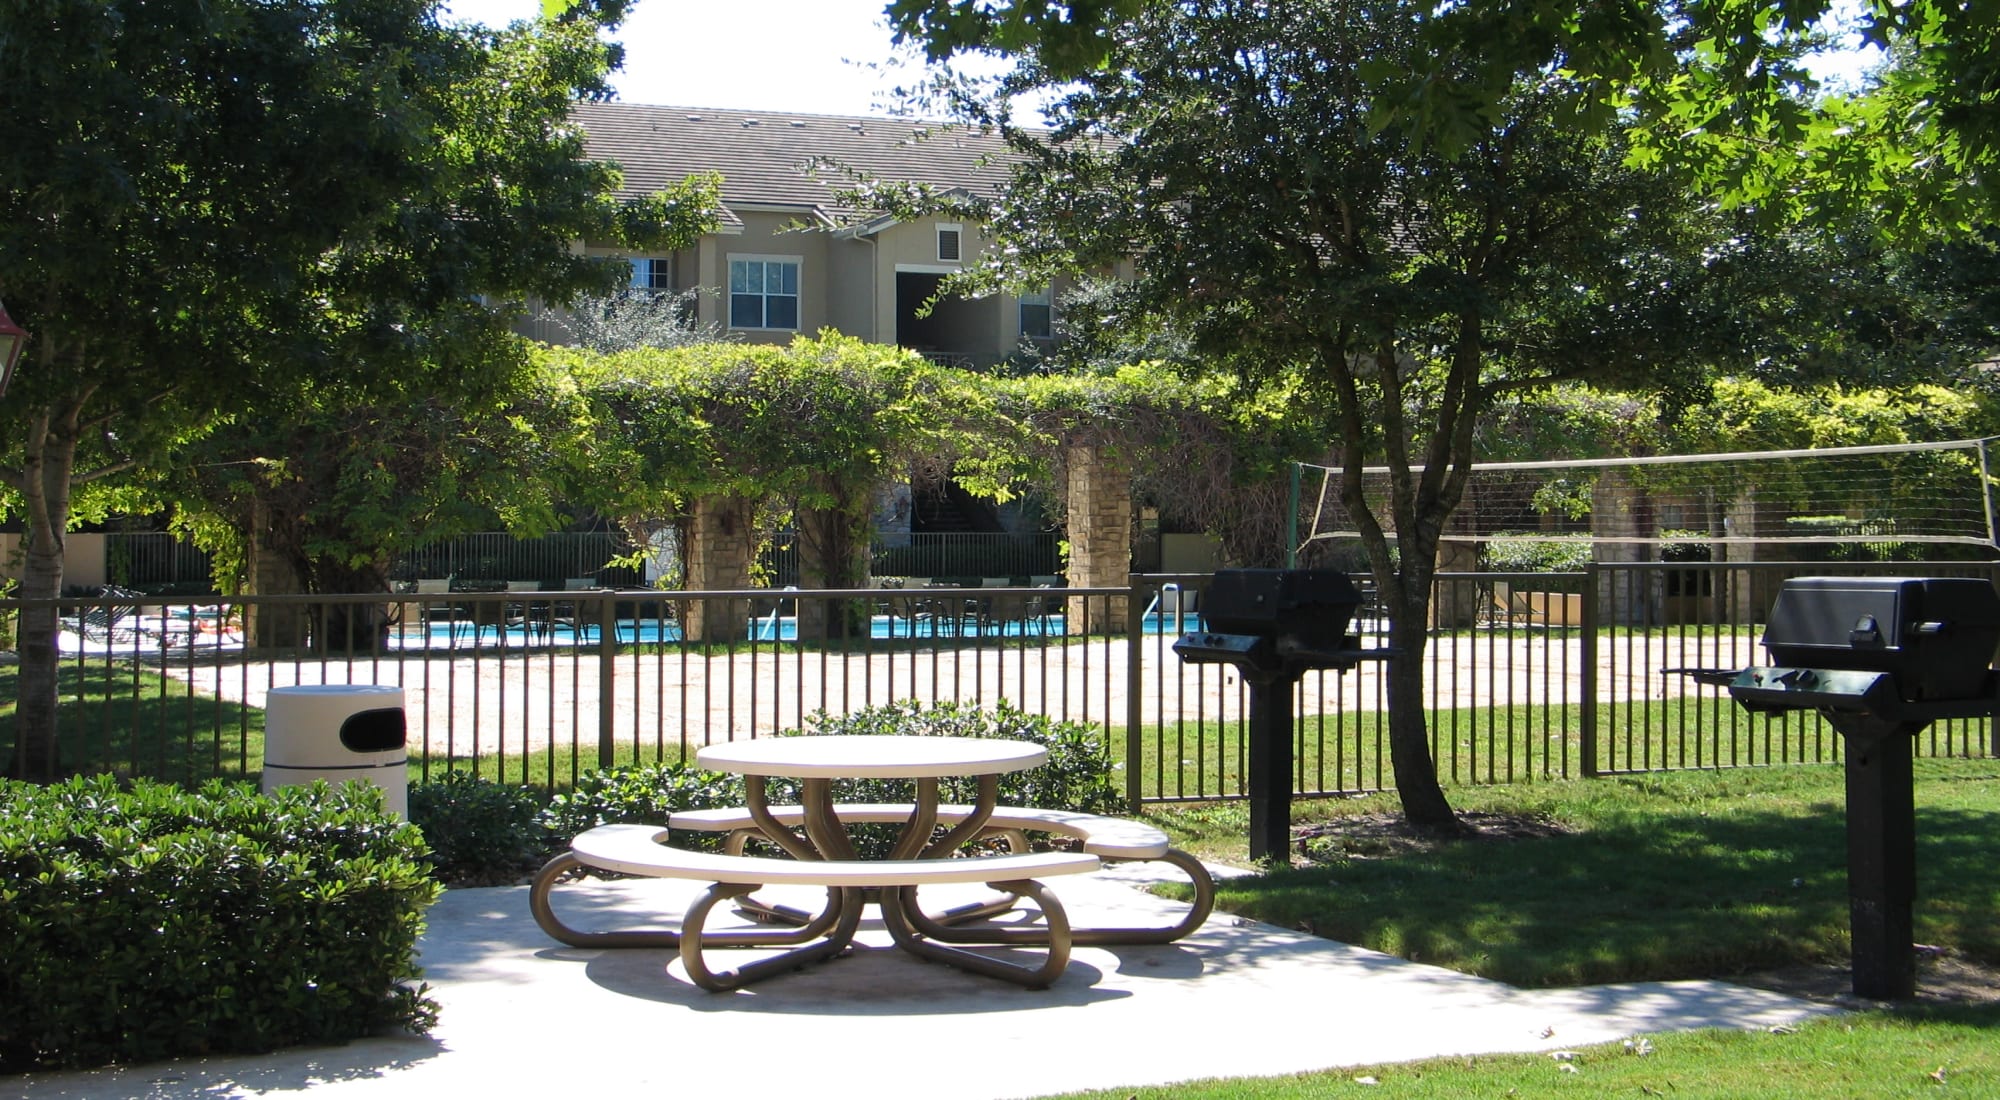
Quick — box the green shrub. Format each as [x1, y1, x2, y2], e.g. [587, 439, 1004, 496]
[1482, 538, 1591, 592]
[0, 776, 440, 1074]
[408, 771, 550, 886]
[793, 700, 1122, 815]
[539, 760, 745, 845]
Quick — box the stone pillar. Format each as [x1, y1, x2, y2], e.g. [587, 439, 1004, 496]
[1591, 470, 1656, 626]
[1723, 491, 1790, 624]
[243, 500, 308, 649]
[684, 495, 758, 643]
[1065, 443, 1132, 634]
[1429, 540, 1481, 627]
[1429, 484, 1481, 627]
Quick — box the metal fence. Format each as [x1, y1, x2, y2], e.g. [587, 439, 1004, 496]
[4, 562, 1994, 803]
[85, 530, 1064, 596]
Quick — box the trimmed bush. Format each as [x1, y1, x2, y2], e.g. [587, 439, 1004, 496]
[0, 776, 440, 1074]
[793, 700, 1123, 814]
[407, 771, 551, 886]
[539, 760, 746, 845]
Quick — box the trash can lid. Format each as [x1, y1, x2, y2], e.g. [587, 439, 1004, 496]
[269, 684, 402, 696]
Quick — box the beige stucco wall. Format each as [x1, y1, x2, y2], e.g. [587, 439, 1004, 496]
[0, 532, 108, 590]
[562, 215, 1091, 364]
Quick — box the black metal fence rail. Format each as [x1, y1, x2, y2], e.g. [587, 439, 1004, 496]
[4, 564, 1994, 802]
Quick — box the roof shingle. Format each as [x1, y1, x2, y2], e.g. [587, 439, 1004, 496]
[572, 101, 1019, 225]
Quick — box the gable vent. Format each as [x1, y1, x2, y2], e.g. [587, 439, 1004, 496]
[937, 225, 962, 262]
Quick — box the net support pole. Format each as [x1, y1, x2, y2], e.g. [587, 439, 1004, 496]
[1980, 439, 1995, 548]
[1286, 462, 1301, 569]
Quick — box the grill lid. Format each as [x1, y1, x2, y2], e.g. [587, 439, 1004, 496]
[1761, 576, 2000, 701]
[1200, 568, 1363, 651]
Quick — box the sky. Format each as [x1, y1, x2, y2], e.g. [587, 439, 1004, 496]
[441, 0, 1885, 116]
[441, 0, 939, 118]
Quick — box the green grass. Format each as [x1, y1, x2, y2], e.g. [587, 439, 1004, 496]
[1149, 759, 2000, 984]
[1056, 759, 2000, 1100]
[0, 663, 265, 783]
[1044, 1003, 2000, 1098]
[1121, 697, 1988, 801]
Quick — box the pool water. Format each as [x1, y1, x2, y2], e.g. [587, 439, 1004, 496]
[395, 610, 1208, 649]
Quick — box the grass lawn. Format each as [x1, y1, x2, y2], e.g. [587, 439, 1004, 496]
[1076, 758, 2000, 1100]
[1045, 1003, 2000, 1098]
[0, 662, 264, 783]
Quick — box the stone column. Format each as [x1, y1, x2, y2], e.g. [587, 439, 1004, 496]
[1591, 469, 1656, 626]
[1723, 491, 1790, 624]
[1065, 443, 1132, 634]
[684, 495, 758, 643]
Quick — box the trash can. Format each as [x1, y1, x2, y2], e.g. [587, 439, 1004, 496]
[262, 684, 409, 817]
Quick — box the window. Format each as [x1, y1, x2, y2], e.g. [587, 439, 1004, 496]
[629, 257, 673, 293]
[937, 224, 963, 263]
[728, 256, 800, 330]
[1019, 287, 1053, 340]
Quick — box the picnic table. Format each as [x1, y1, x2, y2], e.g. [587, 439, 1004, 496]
[694, 734, 1045, 862]
[533, 734, 1102, 990]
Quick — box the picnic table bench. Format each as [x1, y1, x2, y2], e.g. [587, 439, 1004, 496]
[531, 823, 1100, 991]
[670, 803, 1216, 944]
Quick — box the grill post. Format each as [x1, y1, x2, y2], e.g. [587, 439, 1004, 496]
[1717, 575, 2000, 1001]
[1244, 673, 1296, 864]
[1170, 568, 1391, 866]
[1840, 723, 1920, 1000]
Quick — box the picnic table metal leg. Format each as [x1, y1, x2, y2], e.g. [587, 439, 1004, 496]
[879, 879, 1074, 989]
[746, 776, 820, 861]
[680, 884, 866, 992]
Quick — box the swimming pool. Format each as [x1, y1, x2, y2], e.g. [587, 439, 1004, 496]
[390, 609, 1210, 649]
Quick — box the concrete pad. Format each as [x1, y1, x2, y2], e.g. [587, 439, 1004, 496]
[6, 865, 1838, 1100]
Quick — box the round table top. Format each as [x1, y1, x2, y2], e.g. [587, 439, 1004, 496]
[695, 735, 1046, 779]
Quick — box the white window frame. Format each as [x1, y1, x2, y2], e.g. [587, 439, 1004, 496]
[936, 223, 964, 263]
[727, 254, 802, 331]
[1018, 286, 1054, 341]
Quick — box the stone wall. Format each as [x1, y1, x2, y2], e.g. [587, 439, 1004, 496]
[1066, 443, 1132, 633]
[683, 495, 757, 643]
[1590, 469, 1655, 626]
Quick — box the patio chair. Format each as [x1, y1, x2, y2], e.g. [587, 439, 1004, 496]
[413, 577, 456, 635]
[76, 585, 144, 645]
[979, 586, 1054, 636]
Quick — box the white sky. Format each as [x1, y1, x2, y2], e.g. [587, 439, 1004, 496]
[441, 0, 935, 117]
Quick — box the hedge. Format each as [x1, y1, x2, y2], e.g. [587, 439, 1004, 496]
[0, 776, 440, 1074]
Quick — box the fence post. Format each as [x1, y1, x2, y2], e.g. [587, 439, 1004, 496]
[1125, 578, 1145, 814]
[1580, 562, 1600, 778]
[598, 593, 618, 770]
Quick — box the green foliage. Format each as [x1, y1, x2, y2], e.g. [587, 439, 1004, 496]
[891, 1, 2000, 237]
[1479, 539, 1592, 577]
[538, 760, 746, 843]
[794, 700, 1122, 816]
[407, 771, 551, 886]
[559, 333, 1024, 589]
[0, 776, 440, 1073]
[999, 364, 1334, 567]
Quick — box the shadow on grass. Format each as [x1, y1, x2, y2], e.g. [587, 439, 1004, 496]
[1214, 803, 2000, 993]
[0, 663, 265, 784]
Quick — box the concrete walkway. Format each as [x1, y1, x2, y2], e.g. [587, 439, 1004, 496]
[7, 865, 1837, 1100]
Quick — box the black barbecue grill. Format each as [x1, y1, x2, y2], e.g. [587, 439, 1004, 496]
[1702, 575, 2000, 999]
[1172, 569, 1394, 861]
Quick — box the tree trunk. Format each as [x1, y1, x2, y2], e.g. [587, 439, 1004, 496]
[1381, 602, 1461, 828]
[794, 498, 871, 639]
[7, 395, 86, 781]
